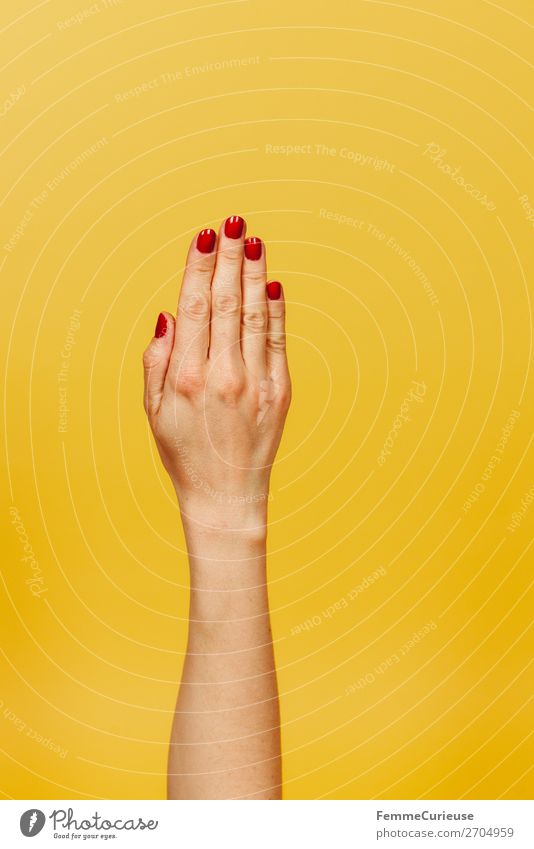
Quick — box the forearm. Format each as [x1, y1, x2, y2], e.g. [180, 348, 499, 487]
[167, 516, 281, 799]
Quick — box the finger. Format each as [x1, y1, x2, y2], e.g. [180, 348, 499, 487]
[143, 311, 175, 416]
[266, 281, 289, 373]
[241, 236, 267, 377]
[171, 228, 216, 375]
[208, 215, 245, 367]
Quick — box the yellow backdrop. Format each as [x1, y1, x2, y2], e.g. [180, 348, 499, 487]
[1, 0, 532, 800]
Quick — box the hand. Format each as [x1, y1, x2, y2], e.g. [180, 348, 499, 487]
[142, 216, 291, 533]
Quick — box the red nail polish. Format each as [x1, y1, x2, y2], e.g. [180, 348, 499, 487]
[155, 313, 167, 337]
[267, 281, 281, 300]
[224, 215, 244, 239]
[197, 228, 216, 253]
[244, 236, 262, 260]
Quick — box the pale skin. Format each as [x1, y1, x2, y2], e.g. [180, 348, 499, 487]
[142, 216, 291, 799]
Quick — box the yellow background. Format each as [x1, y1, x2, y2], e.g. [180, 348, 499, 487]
[1, 0, 533, 800]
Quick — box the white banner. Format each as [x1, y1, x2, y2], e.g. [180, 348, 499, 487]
[0, 800, 532, 848]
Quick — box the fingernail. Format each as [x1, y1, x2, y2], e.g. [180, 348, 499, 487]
[155, 313, 168, 337]
[224, 215, 244, 239]
[267, 281, 281, 300]
[244, 236, 262, 260]
[197, 228, 216, 253]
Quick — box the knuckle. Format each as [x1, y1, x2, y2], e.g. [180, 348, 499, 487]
[213, 291, 240, 317]
[175, 366, 204, 396]
[266, 332, 286, 354]
[142, 347, 159, 370]
[272, 381, 291, 413]
[189, 252, 216, 274]
[242, 307, 267, 332]
[278, 383, 292, 409]
[243, 268, 266, 286]
[268, 304, 285, 320]
[216, 370, 245, 401]
[219, 241, 243, 263]
[180, 292, 210, 322]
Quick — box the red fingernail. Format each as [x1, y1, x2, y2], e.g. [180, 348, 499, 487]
[244, 236, 262, 260]
[155, 313, 167, 337]
[197, 228, 216, 253]
[224, 215, 244, 239]
[267, 281, 281, 300]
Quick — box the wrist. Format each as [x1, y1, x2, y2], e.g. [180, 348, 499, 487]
[177, 486, 269, 537]
[183, 519, 267, 559]
[174, 481, 270, 588]
[183, 523, 268, 599]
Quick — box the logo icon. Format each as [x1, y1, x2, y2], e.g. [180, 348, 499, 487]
[20, 810, 46, 837]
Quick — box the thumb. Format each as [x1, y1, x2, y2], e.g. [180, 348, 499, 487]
[142, 311, 175, 416]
